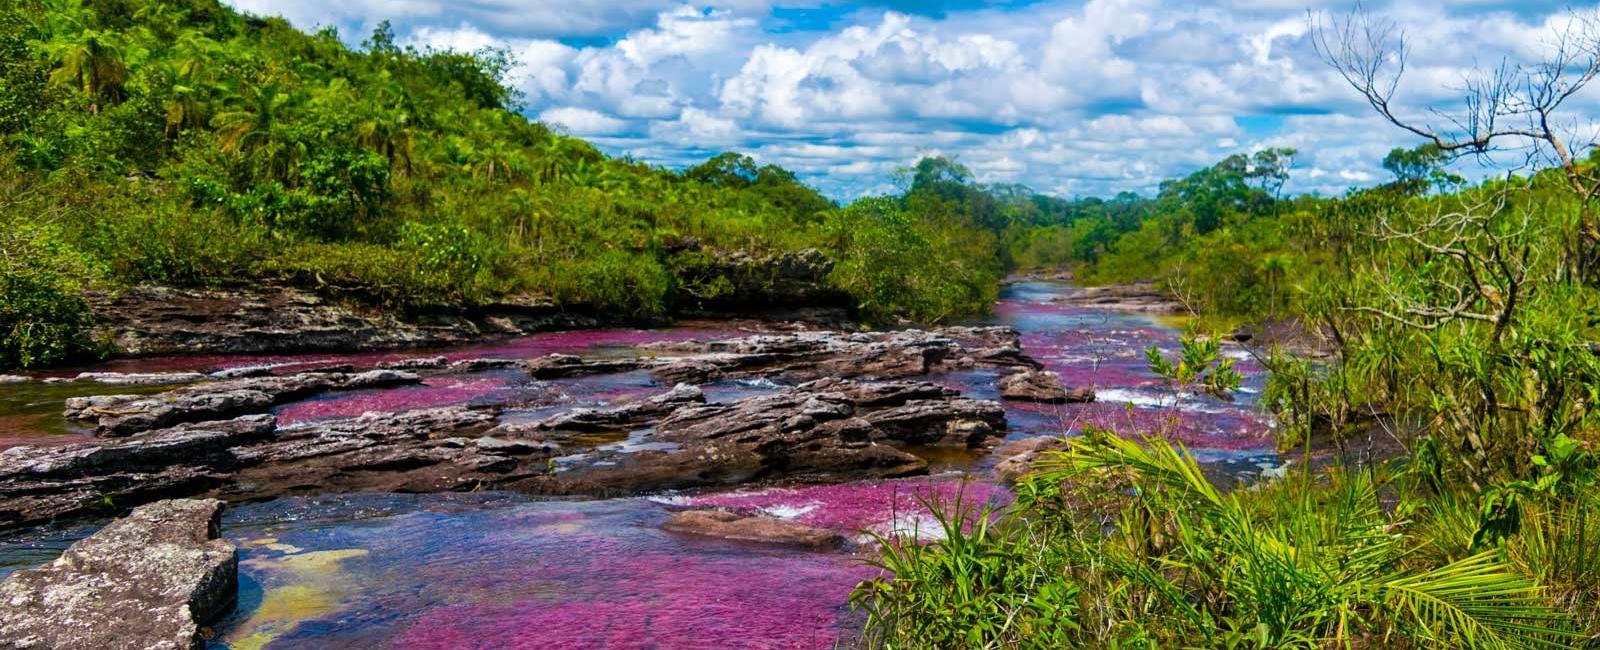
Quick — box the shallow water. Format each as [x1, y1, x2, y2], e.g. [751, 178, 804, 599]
[0, 282, 1280, 648]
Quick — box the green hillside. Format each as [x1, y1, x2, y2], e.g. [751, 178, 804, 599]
[0, 0, 1019, 368]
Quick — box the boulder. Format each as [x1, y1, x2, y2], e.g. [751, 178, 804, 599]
[663, 509, 843, 548]
[993, 436, 1071, 481]
[0, 499, 237, 650]
[999, 370, 1094, 404]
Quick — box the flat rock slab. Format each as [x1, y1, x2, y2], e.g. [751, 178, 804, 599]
[663, 509, 844, 548]
[62, 370, 420, 437]
[1051, 283, 1185, 313]
[0, 499, 237, 650]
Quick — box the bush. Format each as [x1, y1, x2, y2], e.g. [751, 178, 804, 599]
[0, 225, 100, 368]
[823, 197, 999, 324]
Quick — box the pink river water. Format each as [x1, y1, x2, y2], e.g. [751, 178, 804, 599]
[0, 282, 1279, 649]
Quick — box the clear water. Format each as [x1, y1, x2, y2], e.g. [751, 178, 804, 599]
[0, 282, 1279, 648]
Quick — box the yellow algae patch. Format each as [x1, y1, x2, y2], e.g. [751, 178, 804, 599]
[242, 537, 303, 553]
[222, 585, 339, 650]
[223, 549, 369, 650]
[538, 521, 584, 535]
[272, 548, 368, 576]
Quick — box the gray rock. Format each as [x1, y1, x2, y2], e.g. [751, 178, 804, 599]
[447, 358, 523, 372]
[62, 371, 419, 437]
[524, 354, 646, 379]
[70, 372, 208, 386]
[0, 499, 237, 650]
[376, 356, 449, 370]
[998, 370, 1094, 404]
[208, 365, 275, 379]
[663, 509, 843, 548]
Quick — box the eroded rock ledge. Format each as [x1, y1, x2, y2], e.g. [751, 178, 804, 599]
[63, 370, 420, 437]
[0, 499, 237, 650]
[1051, 283, 1186, 314]
[3, 379, 1005, 529]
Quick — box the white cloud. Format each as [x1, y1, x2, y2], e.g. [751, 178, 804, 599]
[224, 0, 1600, 198]
[539, 106, 629, 136]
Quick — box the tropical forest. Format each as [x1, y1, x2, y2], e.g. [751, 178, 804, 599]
[0, 0, 1597, 648]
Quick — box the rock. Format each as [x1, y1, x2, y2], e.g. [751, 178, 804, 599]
[998, 370, 1094, 404]
[0, 375, 27, 384]
[1229, 325, 1255, 343]
[341, 369, 421, 388]
[524, 354, 646, 379]
[302, 363, 357, 374]
[473, 437, 555, 456]
[0, 416, 276, 525]
[4, 379, 1005, 529]
[668, 246, 853, 315]
[490, 384, 704, 435]
[993, 436, 1071, 481]
[208, 365, 274, 379]
[63, 371, 419, 437]
[0, 499, 237, 650]
[663, 509, 843, 548]
[447, 358, 523, 372]
[81, 285, 603, 358]
[376, 356, 449, 370]
[70, 372, 208, 386]
[1051, 283, 1185, 314]
[545, 378, 1004, 492]
[642, 326, 1039, 384]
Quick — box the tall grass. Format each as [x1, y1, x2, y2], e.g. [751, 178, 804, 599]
[853, 430, 1594, 649]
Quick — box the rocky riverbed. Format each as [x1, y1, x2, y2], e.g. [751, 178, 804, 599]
[0, 281, 1279, 649]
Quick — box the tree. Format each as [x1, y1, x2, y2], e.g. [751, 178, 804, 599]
[1314, 7, 1600, 284]
[211, 81, 308, 180]
[43, 29, 127, 113]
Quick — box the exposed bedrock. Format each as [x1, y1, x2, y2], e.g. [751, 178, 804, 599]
[662, 509, 844, 548]
[998, 370, 1096, 404]
[640, 326, 1039, 384]
[3, 380, 1005, 530]
[83, 284, 599, 357]
[0, 499, 237, 650]
[62, 370, 420, 437]
[1051, 282, 1186, 313]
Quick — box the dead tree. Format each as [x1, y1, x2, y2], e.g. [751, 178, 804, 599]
[1312, 7, 1600, 285]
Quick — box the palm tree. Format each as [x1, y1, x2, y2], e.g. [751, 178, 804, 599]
[43, 30, 128, 113]
[211, 81, 307, 181]
[471, 138, 524, 184]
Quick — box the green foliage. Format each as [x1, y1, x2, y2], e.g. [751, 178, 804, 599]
[849, 493, 1081, 649]
[856, 430, 1590, 649]
[0, 219, 101, 368]
[0, 0, 968, 367]
[1144, 325, 1243, 400]
[823, 197, 1001, 323]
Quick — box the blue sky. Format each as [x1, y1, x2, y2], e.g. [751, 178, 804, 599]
[224, 0, 1600, 199]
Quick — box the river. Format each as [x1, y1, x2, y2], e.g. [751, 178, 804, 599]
[0, 281, 1277, 649]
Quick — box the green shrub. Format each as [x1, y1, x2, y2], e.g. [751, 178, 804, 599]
[0, 225, 100, 368]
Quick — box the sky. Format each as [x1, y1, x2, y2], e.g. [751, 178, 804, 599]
[223, 0, 1600, 199]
